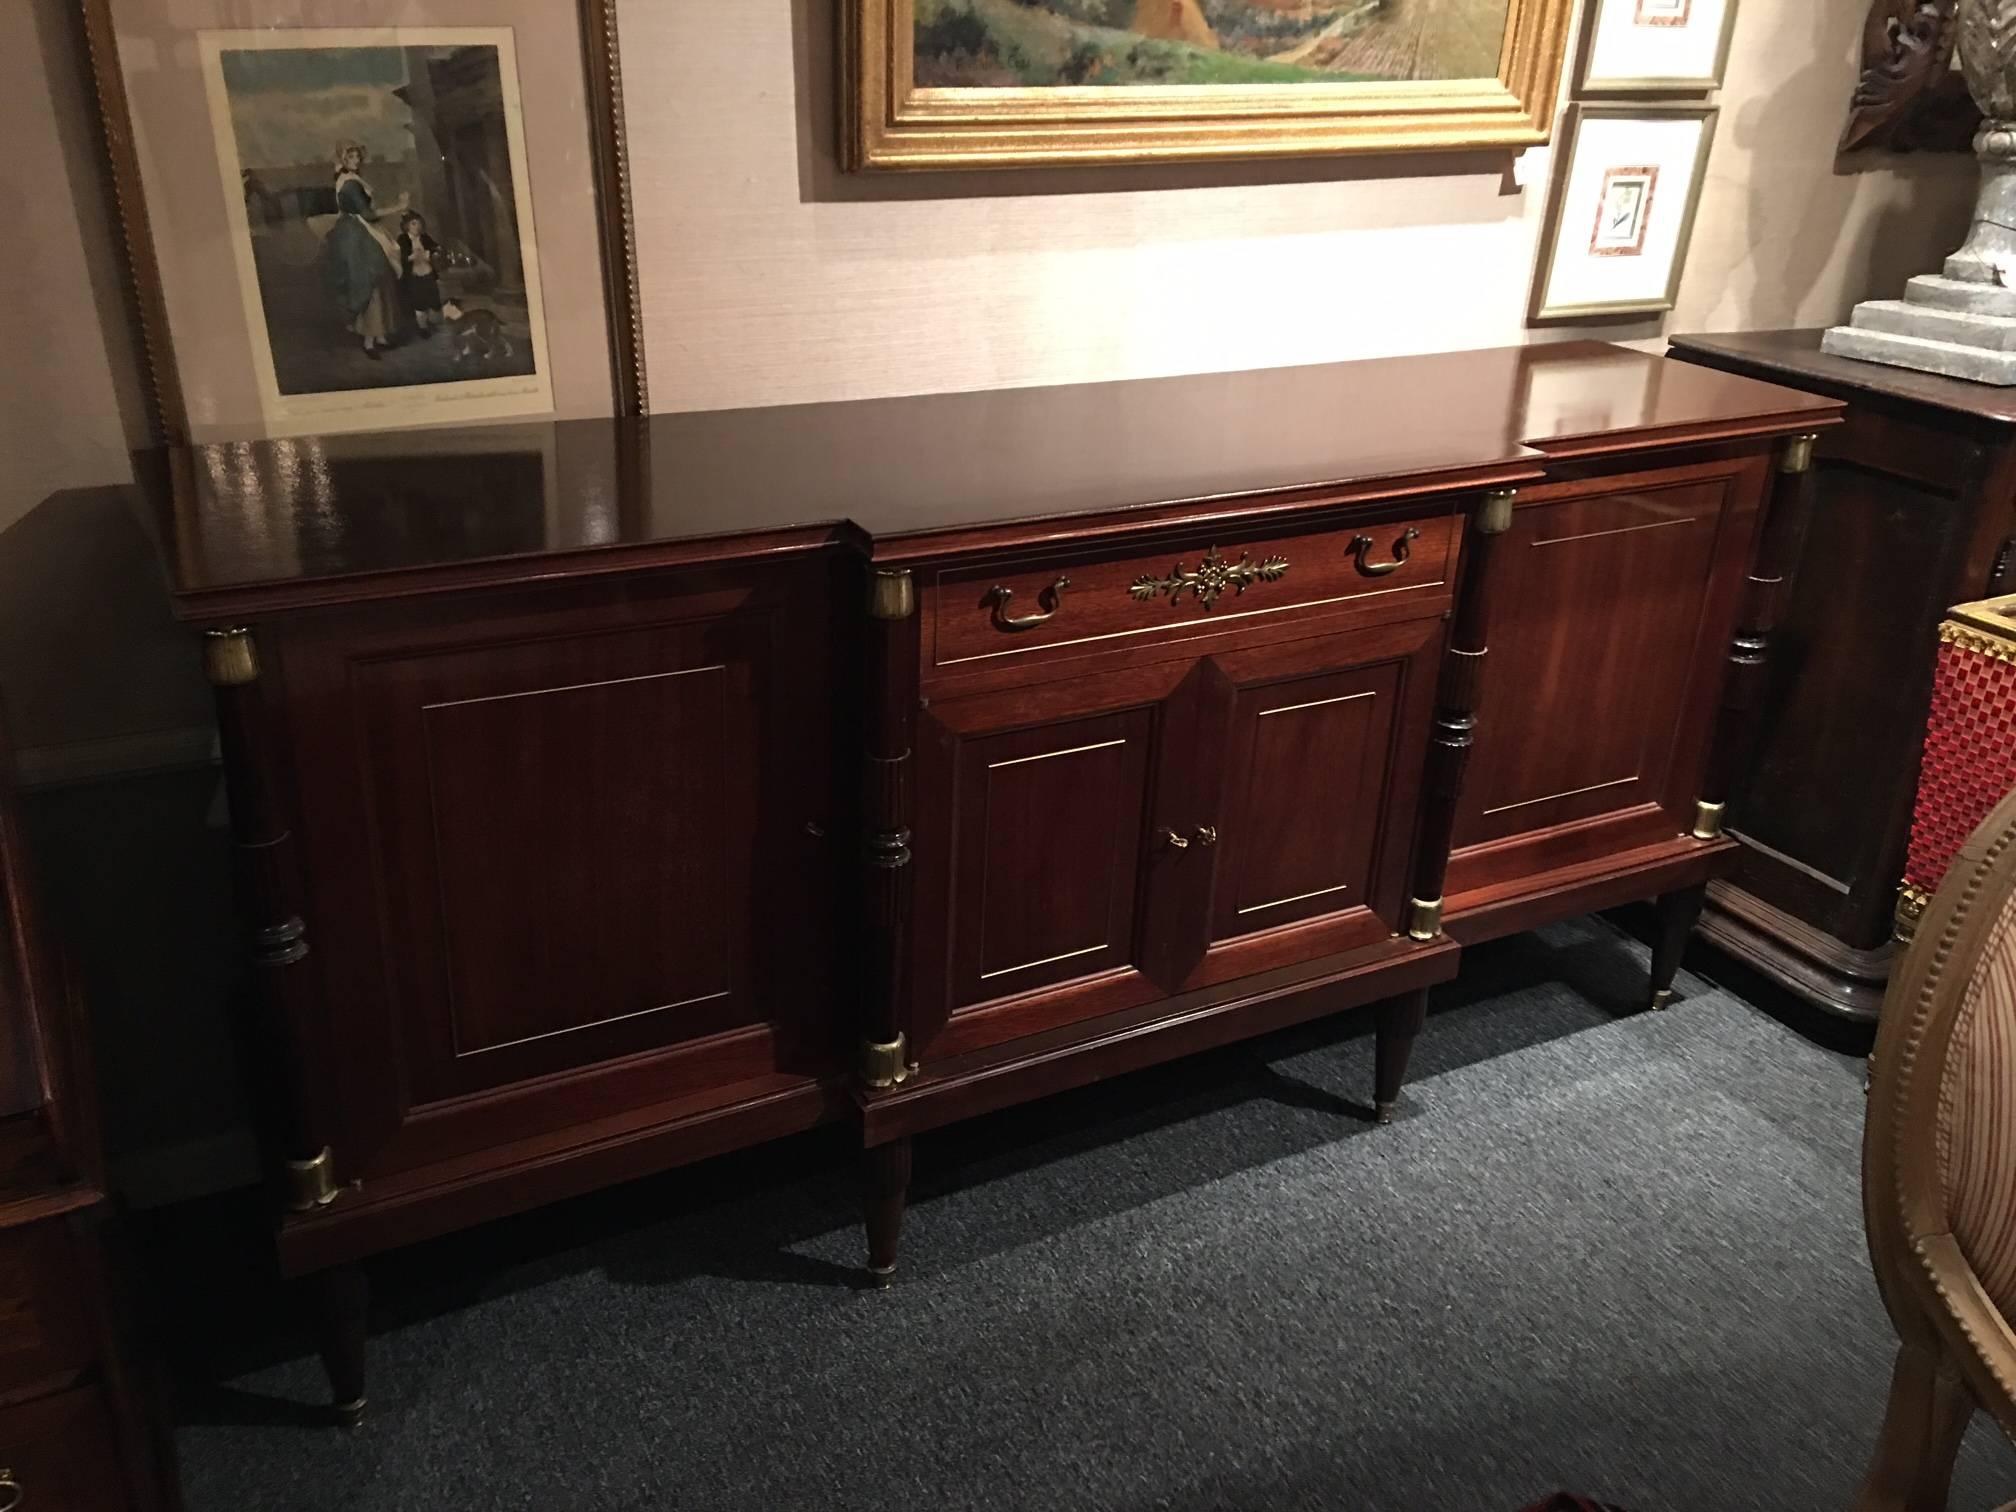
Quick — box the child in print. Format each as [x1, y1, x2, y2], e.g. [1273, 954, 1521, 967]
[397, 212, 446, 336]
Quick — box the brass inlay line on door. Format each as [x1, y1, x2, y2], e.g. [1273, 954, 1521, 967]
[1531, 517, 1693, 548]
[986, 737, 1128, 770]
[1237, 881, 1353, 916]
[979, 942, 1110, 981]
[424, 663, 727, 711]
[1258, 690, 1376, 719]
[1483, 774, 1637, 816]
[460, 990, 733, 1057]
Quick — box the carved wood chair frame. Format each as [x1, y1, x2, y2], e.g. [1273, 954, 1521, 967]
[1859, 785, 2016, 1510]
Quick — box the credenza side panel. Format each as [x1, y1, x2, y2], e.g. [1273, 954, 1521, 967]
[1732, 413, 1993, 947]
[273, 560, 843, 1181]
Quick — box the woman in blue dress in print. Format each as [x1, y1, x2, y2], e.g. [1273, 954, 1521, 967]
[319, 143, 408, 361]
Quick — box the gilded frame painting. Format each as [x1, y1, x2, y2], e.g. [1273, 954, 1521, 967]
[80, 0, 645, 446]
[843, 0, 1579, 170]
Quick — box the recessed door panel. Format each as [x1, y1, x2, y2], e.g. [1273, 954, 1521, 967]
[1213, 663, 1399, 941]
[1456, 481, 1725, 849]
[363, 618, 771, 1103]
[419, 662, 738, 1059]
[949, 709, 1154, 1007]
[283, 563, 842, 1183]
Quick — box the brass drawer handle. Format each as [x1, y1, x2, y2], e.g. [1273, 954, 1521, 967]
[986, 576, 1070, 631]
[0, 1467, 21, 1511]
[1349, 527, 1421, 578]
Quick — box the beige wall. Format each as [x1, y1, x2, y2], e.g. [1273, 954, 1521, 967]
[625, 0, 1976, 412]
[0, 0, 1981, 765]
[0, 0, 211, 776]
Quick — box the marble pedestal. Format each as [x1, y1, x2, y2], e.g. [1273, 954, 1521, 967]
[1825, 119, 2016, 386]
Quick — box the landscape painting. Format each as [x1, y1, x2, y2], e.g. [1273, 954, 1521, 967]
[201, 28, 554, 435]
[913, 0, 1512, 89]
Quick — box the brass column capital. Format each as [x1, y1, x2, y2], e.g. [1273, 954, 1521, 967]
[1476, 489, 1517, 536]
[203, 626, 260, 687]
[867, 568, 915, 621]
[1778, 433, 1818, 475]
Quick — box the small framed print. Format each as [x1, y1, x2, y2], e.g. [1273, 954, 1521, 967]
[1576, 0, 1736, 92]
[80, 0, 646, 445]
[1530, 103, 1718, 322]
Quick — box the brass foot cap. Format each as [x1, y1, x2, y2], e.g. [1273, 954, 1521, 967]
[332, 1397, 366, 1429]
[1374, 1101, 1397, 1126]
[867, 1263, 896, 1290]
[1650, 988, 1676, 1012]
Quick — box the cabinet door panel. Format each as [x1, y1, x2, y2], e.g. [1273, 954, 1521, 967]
[1213, 662, 1398, 940]
[949, 709, 1153, 1007]
[1456, 479, 1727, 849]
[283, 565, 840, 1180]
[388, 636, 748, 1073]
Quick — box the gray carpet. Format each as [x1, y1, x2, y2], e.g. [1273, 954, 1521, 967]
[175, 919, 2016, 1511]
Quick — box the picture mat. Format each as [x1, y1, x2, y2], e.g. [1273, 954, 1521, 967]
[1538, 112, 1709, 315]
[199, 27, 555, 436]
[1581, 0, 1730, 86]
[107, 0, 616, 442]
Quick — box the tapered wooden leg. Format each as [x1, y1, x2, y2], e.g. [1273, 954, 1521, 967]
[1852, 1340, 1973, 1512]
[306, 1264, 369, 1428]
[1649, 881, 1708, 1012]
[1374, 988, 1430, 1124]
[863, 1137, 913, 1286]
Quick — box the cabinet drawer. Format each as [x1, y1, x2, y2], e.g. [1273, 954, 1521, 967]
[928, 507, 1461, 669]
[0, 1386, 132, 1511]
[0, 1223, 91, 1396]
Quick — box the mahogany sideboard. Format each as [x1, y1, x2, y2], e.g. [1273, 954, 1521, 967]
[1669, 330, 2016, 1019]
[0, 705, 177, 1508]
[143, 343, 1835, 1418]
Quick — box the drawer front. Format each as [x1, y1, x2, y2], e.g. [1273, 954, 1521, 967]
[929, 508, 1461, 670]
[0, 1386, 133, 1511]
[0, 1223, 91, 1396]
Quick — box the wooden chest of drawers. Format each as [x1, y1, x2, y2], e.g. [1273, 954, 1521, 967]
[145, 343, 1836, 1416]
[0, 709, 174, 1508]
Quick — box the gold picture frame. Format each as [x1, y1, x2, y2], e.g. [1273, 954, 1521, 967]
[1572, 0, 1738, 95]
[1527, 102, 1717, 322]
[842, 0, 1578, 170]
[78, 0, 646, 446]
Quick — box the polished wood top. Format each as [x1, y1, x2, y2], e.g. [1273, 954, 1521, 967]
[152, 342, 1837, 617]
[1670, 328, 2016, 428]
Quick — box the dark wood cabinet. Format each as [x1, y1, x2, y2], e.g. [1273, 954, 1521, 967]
[0, 707, 175, 1508]
[1669, 330, 2016, 1019]
[144, 342, 1836, 1414]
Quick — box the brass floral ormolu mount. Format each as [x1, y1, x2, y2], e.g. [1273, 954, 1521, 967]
[1130, 546, 1290, 612]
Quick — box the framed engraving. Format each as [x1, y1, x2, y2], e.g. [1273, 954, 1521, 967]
[843, 0, 1579, 170]
[81, 0, 645, 444]
[1529, 103, 1718, 322]
[1576, 0, 1736, 92]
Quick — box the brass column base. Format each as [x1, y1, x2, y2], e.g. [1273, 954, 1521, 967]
[1650, 987, 1676, 1012]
